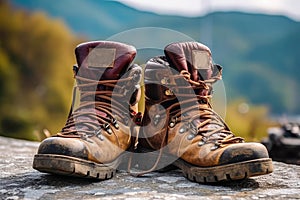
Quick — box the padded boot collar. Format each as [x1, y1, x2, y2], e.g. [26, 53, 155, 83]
[164, 42, 213, 81]
[75, 41, 136, 80]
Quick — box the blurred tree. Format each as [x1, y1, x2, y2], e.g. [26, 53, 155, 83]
[0, 1, 81, 140]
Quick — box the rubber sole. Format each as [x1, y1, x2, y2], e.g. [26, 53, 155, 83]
[33, 154, 127, 180]
[173, 157, 273, 183]
[133, 149, 273, 183]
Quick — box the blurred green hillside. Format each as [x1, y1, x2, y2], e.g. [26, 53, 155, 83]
[1, 1, 299, 141]
[0, 2, 80, 140]
[11, 0, 300, 115]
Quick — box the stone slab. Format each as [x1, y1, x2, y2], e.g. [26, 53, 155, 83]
[0, 136, 299, 200]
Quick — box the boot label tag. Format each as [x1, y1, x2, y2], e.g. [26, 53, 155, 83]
[192, 50, 211, 70]
[88, 48, 116, 68]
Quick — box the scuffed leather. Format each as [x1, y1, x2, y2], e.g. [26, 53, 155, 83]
[37, 41, 141, 164]
[141, 42, 270, 167]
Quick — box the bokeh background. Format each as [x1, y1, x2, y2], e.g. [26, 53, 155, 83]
[0, 0, 299, 141]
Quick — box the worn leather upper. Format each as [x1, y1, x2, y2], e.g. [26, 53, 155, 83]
[38, 41, 141, 164]
[141, 42, 270, 167]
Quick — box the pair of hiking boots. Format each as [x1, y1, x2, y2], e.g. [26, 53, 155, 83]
[33, 41, 273, 183]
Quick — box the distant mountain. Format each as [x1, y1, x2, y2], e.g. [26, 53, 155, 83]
[11, 0, 300, 114]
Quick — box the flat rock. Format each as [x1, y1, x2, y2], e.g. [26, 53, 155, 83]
[0, 136, 299, 200]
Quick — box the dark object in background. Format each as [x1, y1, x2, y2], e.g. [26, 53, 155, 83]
[262, 122, 300, 165]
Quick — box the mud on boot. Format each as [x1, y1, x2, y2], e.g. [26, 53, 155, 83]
[138, 41, 273, 183]
[33, 41, 142, 180]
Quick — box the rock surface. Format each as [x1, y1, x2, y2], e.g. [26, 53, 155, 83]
[0, 136, 299, 200]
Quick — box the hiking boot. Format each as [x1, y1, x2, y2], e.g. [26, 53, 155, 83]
[33, 41, 142, 179]
[139, 41, 273, 183]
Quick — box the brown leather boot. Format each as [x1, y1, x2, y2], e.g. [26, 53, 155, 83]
[33, 41, 142, 179]
[139, 42, 273, 183]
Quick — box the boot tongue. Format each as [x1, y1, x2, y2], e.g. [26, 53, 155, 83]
[75, 41, 136, 80]
[74, 41, 136, 119]
[165, 42, 224, 132]
[164, 42, 213, 82]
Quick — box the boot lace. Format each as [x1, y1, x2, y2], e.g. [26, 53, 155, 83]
[57, 67, 141, 143]
[166, 70, 244, 149]
[132, 69, 243, 177]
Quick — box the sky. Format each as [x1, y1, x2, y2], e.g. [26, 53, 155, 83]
[117, 0, 300, 21]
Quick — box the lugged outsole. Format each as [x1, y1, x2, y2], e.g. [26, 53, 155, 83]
[173, 158, 273, 183]
[133, 148, 273, 183]
[33, 154, 126, 180]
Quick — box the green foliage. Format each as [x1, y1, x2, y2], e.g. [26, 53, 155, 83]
[225, 99, 277, 142]
[0, 2, 80, 140]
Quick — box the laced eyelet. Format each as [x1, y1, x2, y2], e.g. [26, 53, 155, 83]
[198, 140, 205, 146]
[114, 123, 119, 129]
[107, 128, 113, 134]
[179, 126, 186, 134]
[187, 134, 195, 140]
[169, 121, 175, 128]
[161, 77, 170, 85]
[165, 89, 174, 96]
[82, 134, 88, 140]
[153, 114, 161, 126]
[111, 118, 119, 129]
[169, 117, 177, 128]
[103, 123, 113, 135]
[198, 137, 207, 146]
[210, 143, 220, 151]
[99, 135, 105, 141]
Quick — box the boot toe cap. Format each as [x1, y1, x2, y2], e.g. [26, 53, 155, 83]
[219, 142, 270, 165]
[37, 137, 89, 160]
